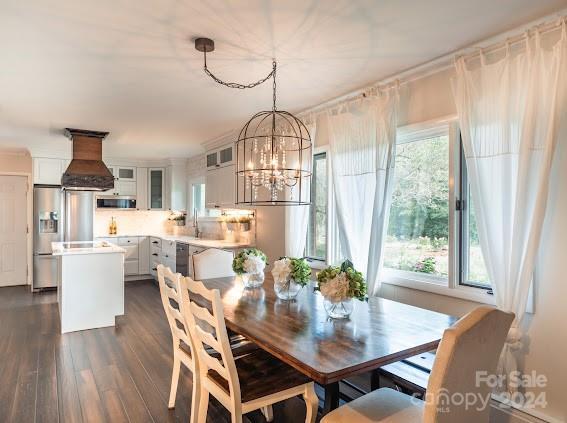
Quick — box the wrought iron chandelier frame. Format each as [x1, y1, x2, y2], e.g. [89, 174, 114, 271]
[195, 37, 312, 206]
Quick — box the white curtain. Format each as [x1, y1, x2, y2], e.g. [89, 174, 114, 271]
[453, 24, 567, 390]
[284, 122, 316, 257]
[326, 92, 398, 296]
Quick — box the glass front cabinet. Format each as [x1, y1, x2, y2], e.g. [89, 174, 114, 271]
[148, 168, 165, 210]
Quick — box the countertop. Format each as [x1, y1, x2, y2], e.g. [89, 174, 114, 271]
[94, 234, 253, 249]
[52, 241, 126, 256]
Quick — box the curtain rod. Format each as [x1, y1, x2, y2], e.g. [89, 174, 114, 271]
[299, 12, 567, 120]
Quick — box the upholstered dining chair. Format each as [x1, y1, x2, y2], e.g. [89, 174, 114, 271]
[192, 248, 235, 280]
[182, 275, 319, 423]
[156, 265, 257, 422]
[321, 306, 514, 423]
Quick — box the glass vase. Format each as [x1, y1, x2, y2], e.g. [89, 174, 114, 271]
[274, 278, 302, 300]
[241, 271, 264, 288]
[323, 298, 354, 319]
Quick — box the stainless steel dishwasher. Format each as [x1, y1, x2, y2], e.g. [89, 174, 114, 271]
[176, 242, 189, 276]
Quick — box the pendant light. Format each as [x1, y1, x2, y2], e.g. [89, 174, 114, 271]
[195, 38, 312, 206]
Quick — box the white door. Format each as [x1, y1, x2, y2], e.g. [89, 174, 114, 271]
[0, 176, 28, 286]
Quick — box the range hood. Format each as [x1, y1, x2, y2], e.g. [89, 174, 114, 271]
[61, 128, 114, 191]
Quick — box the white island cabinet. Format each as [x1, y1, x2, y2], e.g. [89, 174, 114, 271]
[52, 241, 125, 334]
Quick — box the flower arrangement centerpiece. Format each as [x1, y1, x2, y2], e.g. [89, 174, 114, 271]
[232, 248, 268, 288]
[316, 260, 366, 319]
[271, 257, 311, 300]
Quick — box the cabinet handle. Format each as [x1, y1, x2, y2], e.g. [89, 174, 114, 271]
[152, 241, 158, 244]
[152, 253, 158, 256]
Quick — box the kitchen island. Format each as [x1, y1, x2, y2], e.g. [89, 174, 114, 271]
[52, 241, 125, 333]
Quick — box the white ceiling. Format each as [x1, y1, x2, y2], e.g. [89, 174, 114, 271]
[0, 0, 565, 159]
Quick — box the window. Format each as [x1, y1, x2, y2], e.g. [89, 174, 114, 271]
[307, 122, 491, 302]
[190, 181, 206, 217]
[382, 122, 491, 299]
[384, 134, 450, 284]
[306, 152, 327, 261]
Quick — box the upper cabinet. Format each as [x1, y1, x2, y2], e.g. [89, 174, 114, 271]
[167, 163, 188, 211]
[107, 165, 137, 196]
[205, 143, 236, 209]
[206, 144, 234, 170]
[148, 168, 165, 210]
[33, 158, 67, 185]
[136, 167, 148, 210]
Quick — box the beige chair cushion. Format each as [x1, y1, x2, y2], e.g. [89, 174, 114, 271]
[322, 388, 424, 423]
[192, 248, 235, 280]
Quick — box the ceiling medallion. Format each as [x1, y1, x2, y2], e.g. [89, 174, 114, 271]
[195, 38, 312, 206]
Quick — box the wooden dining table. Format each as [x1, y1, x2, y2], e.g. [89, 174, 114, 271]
[200, 273, 457, 415]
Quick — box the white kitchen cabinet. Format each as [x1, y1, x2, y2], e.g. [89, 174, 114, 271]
[118, 236, 139, 275]
[167, 163, 187, 211]
[206, 144, 234, 170]
[136, 168, 148, 210]
[138, 236, 150, 274]
[33, 158, 66, 185]
[218, 165, 235, 207]
[148, 168, 165, 210]
[206, 164, 235, 209]
[106, 165, 137, 196]
[205, 169, 219, 208]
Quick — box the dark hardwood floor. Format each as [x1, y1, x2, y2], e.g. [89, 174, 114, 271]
[0, 280, 320, 423]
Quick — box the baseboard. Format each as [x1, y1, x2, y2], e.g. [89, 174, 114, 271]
[491, 396, 559, 423]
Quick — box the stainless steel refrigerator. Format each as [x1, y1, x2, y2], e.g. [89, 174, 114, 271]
[33, 186, 94, 289]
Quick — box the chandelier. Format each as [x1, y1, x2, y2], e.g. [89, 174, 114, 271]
[195, 38, 312, 206]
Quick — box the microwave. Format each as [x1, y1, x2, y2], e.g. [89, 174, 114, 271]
[96, 195, 137, 210]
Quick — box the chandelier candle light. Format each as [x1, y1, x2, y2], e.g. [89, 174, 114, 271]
[195, 37, 312, 206]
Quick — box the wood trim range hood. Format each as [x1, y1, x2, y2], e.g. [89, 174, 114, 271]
[61, 128, 114, 191]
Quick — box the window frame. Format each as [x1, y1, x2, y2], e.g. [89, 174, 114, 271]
[381, 117, 496, 305]
[458, 138, 492, 291]
[305, 147, 329, 265]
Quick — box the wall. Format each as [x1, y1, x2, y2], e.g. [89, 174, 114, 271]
[0, 148, 32, 174]
[255, 206, 285, 270]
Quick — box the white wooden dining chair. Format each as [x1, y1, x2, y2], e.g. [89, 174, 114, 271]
[182, 275, 319, 423]
[321, 306, 514, 423]
[157, 264, 258, 422]
[157, 264, 201, 422]
[192, 248, 235, 280]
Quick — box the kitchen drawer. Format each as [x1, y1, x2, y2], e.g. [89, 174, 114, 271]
[118, 236, 139, 246]
[150, 237, 162, 248]
[123, 244, 139, 261]
[124, 260, 139, 276]
[162, 240, 176, 257]
[150, 248, 160, 261]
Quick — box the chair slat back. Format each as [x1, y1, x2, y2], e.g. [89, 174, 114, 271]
[425, 306, 514, 423]
[182, 276, 241, 402]
[192, 248, 235, 280]
[157, 264, 193, 350]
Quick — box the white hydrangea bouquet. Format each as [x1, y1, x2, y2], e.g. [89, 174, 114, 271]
[271, 257, 311, 300]
[232, 248, 268, 288]
[316, 260, 366, 319]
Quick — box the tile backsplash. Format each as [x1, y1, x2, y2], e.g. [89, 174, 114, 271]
[94, 210, 170, 236]
[94, 210, 256, 245]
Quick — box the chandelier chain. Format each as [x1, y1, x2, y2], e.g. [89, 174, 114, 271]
[203, 50, 277, 93]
